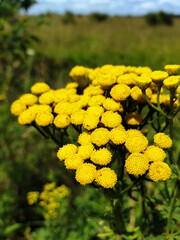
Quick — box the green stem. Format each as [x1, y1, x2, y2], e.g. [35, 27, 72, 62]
[165, 179, 179, 239]
[31, 123, 49, 138]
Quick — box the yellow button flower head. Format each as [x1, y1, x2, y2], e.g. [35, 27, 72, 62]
[151, 71, 168, 84]
[110, 128, 127, 145]
[83, 113, 99, 130]
[70, 101, 83, 113]
[126, 129, 143, 137]
[39, 91, 54, 105]
[91, 148, 112, 165]
[69, 94, 80, 103]
[66, 88, 77, 95]
[135, 76, 152, 90]
[101, 111, 122, 128]
[84, 85, 104, 96]
[10, 100, 26, 116]
[125, 153, 149, 176]
[64, 154, 84, 170]
[57, 144, 78, 161]
[78, 132, 92, 145]
[110, 84, 131, 101]
[78, 144, 94, 160]
[148, 162, 171, 182]
[96, 168, 117, 188]
[75, 163, 97, 185]
[86, 106, 104, 117]
[54, 90, 69, 103]
[126, 112, 143, 125]
[125, 131, 148, 153]
[35, 112, 54, 127]
[38, 104, 52, 113]
[163, 76, 180, 90]
[54, 114, 70, 128]
[164, 64, 180, 75]
[91, 128, 110, 146]
[31, 82, 50, 95]
[131, 86, 152, 103]
[18, 108, 36, 125]
[144, 145, 166, 162]
[154, 133, 172, 149]
[117, 73, 137, 86]
[88, 95, 105, 106]
[19, 93, 38, 106]
[27, 192, 39, 205]
[69, 65, 87, 82]
[54, 102, 72, 115]
[97, 73, 117, 87]
[71, 109, 86, 125]
[65, 82, 78, 89]
[79, 95, 91, 108]
[103, 98, 121, 112]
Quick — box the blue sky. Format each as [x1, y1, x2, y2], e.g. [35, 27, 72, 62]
[28, 0, 180, 16]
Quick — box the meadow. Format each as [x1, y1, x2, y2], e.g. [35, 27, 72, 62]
[0, 13, 180, 239]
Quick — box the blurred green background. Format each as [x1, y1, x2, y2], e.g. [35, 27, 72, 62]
[0, 0, 180, 239]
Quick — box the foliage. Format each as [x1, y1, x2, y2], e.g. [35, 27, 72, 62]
[90, 12, 109, 22]
[145, 11, 174, 26]
[62, 11, 75, 24]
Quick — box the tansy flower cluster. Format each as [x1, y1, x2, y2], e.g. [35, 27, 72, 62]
[12, 64, 179, 189]
[27, 182, 69, 219]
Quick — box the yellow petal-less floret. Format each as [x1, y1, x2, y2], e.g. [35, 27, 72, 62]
[125, 153, 149, 176]
[91, 128, 110, 146]
[164, 64, 180, 75]
[83, 114, 99, 130]
[148, 162, 171, 182]
[19, 93, 38, 106]
[125, 131, 148, 153]
[10, 100, 26, 116]
[163, 76, 180, 90]
[135, 76, 152, 90]
[18, 109, 36, 125]
[96, 168, 117, 188]
[65, 82, 79, 89]
[131, 86, 152, 103]
[91, 148, 112, 165]
[126, 112, 143, 125]
[86, 106, 104, 117]
[71, 109, 86, 125]
[54, 102, 72, 115]
[154, 133, 172, 149]
[64, 154, 84, 170]
[31, 82, 50, 95]
[110, 84, 131, 101]
[69, 65, 87, 82]
[27, 192, 39, 205]
[57, 144, 78, 161]
[97, 73, 117, 87]
[75, 163, 97, 185]
[117, 73, 136, 86]
[103, 98, 121, 112]
[101, 111, 122, 128]
[39, 91, 54, 105]
[54, 114, 70, 128]
[151, 71, 168, 84]
[35, 112, 54, 127]
[78, 144, 94, 160]
[144, 145, 166, 162]
[88, 95, 105, 106]
[78, 132, 92, 145]
[110, 128, 127, 145]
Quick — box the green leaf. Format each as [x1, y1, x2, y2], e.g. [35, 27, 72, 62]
[3, 223, 22, 235]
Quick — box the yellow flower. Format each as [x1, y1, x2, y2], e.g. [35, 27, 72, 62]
[135, 76, 152, 90]
[88, 95, 105, 106]
[126, 112, 143, 125]
[117, 73, 137, 86]
[39, 91, 54, 105]
[110, 128, 127, 145]
[78, 144, 94, 160]
[83, 85, 104, 96]
[27, 191, 39, 205]
[83, 113, 99, 130]
[71, 109, 86, 125]
[35, 112, 54, 127]
[91, 128, 110, 146]
[54, 91, 69, 103]
[125, 131, 148, 153]
[154, 133, 172, 149]
[57, 144, 78, 161]
[131, 86, 152, 103]
[43, 182, 56, 191]
[78, 132, 92, 145]
[163, 76, 180, 90]
[75, 163, 97, 185]
[18, 108, 36, 125]
[96, 168, 117, 188]
[151, 71, 168, 84]
[148, 162, 171, 182]
[164, 64, 180, 75]
[19, 93, 37, 106]
[101, 111, 122, 128]
[97, 73, 117, 87]
[69, 94, 80, 103]
[38, 105, 52, 113]
[125, 153, 149, 176]
[54, 102, 72, 115]
[10, 100, 26, 116]
[103, 98, 121, 112]
[144, 145, 166, 162]
[31, 82, 50, 95]
[54, 114, 70, 128]
[66, 82, 78, 89]
[69, 65, 87, 81]
[86, 106, 104, 117]
[110, 84, 131, 101]
[64, 154, 84, 170]
[91, 148, 112, 165]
